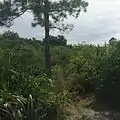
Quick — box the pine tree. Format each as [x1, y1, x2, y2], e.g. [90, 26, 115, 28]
[0, 0, 88, 73]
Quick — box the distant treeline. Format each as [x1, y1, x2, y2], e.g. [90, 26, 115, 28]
[0, 30, 67, 47]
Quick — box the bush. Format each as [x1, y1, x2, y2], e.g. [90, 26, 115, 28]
[96, 42, 120, 102]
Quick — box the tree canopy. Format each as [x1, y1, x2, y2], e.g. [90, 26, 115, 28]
[0, 0, 88, 29]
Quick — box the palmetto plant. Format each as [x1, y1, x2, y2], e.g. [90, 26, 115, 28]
[0, 92, 47, 120]
[0, 73, 71, 120]
[0, 90, 25, 120]
[24, 95, 47, 120]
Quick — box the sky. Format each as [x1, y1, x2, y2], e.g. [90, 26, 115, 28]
[1, 0, 120, 44]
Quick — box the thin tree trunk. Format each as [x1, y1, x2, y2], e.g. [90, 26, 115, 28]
[44, 0, 51, 74]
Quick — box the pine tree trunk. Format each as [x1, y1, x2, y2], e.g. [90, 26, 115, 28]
[44, 0, 51, 73]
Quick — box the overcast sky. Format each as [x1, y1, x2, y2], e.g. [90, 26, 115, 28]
[2, 0, 120, 44]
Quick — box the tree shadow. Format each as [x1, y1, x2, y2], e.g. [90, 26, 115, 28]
[87, 99, 120, 112]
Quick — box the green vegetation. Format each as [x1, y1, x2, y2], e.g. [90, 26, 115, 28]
[1, 0, 120, 119]
[0, 31, 71, 120]
[0, 31, 120, 119]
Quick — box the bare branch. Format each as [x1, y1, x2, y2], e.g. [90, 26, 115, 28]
[50, 26, 63, 31]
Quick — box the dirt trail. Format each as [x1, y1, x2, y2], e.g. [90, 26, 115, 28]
[66, 103, 120, 120]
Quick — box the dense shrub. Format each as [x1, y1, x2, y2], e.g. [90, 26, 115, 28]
[96, 42, 120, 102]
[1, 31, 120, 119]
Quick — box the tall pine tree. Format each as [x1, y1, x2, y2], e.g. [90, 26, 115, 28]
[0, 0, 88, 73]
